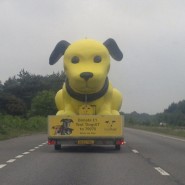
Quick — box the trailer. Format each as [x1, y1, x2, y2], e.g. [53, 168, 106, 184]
[48, 114, 124, 150]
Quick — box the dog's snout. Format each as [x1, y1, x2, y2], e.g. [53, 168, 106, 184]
[80, 72, 93, 81]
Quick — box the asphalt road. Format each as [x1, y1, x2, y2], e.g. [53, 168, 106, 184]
[0, 128, 185, 185]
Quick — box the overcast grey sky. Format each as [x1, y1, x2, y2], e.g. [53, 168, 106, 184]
[1, 0, 185, 114]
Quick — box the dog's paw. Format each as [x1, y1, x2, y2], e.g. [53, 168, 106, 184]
[111, 110, 120, 115]
[56, 110, 76, 116]
[97, 111, 114, 115]
[97, 109, 120, 115]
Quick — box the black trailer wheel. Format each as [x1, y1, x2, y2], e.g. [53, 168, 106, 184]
[54, 144, 61, 150]
[115, 144, 121, 150]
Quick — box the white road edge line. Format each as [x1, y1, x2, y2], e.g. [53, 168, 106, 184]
[151, 132, 185, 142]
[132, 149, 139, 154]
[0, 164, 7, 169]
[127, 128, 185, 142]
[154, 167, 170, 176]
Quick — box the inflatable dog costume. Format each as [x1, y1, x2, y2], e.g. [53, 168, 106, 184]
[49, 38, 123, 115]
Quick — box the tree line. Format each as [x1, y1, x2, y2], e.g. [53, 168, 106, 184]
[0, 69, 65, 117]
[124, 100, 185, 126]
[0, 69, 185, 126]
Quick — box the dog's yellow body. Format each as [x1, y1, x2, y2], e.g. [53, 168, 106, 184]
[49, 38, 123, 115]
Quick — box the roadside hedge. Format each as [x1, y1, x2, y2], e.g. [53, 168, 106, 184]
[0, 115, 47, 140]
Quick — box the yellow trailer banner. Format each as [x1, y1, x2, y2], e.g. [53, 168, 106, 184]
[48, 115, 123, 137]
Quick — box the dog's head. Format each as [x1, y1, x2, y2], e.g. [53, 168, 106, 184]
[49, 38, 123, 94]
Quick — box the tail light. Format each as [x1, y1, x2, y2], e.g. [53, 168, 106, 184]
[116, 139, 125, 145]
[48, 139, 56, 145]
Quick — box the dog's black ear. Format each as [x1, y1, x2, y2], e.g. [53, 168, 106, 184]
[103, 38, 123, 61]
[49, 40, 70, 65]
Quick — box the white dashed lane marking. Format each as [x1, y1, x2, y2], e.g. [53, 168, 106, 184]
[0, 164, 7, 169]
[7, 159, 16, 163]
[22, 152, 30, 155]
[29, 149, 35, 152]
[130, 148, 170, 177]
[132, 149, 139, 154]
[16, 155, 24, 159]
[154, 167, 170, 176]
[0, 141, 47, 170]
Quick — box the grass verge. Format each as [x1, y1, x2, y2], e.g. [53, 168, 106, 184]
[0, 115, 47, 140]
[125, 124, 185, 138]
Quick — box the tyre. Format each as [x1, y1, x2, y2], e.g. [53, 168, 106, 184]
[115, 144, 121, 150]
[54, 144, 61, 150]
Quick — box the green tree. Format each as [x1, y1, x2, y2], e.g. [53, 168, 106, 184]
[4, 95, 26, 116]
[30, 90, 57, 117]
[41, 72, 66, 92]
[3, 76, 20, 97]
[162, 100, 185, 126]
[177, 100, 185, 114]
[0, 81, 3, 92]
[3, 69, 65, 112]
[0, 93, 6, 114]
[164, 102, 178, 113]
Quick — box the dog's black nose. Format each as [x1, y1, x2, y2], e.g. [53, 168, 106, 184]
[80, 72, 93, 81]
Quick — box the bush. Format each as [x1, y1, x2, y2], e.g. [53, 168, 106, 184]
[0, 115, 47, 140]
[25, 116, 47, 131]
[30, 90, 57, 117]
[0, 94, 26, 115]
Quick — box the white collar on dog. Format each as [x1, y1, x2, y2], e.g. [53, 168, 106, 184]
[65, 78, 109, 102]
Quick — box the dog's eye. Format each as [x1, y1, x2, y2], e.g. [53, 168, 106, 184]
[94, 56, 102, 63]
[71, 56, 79, 64]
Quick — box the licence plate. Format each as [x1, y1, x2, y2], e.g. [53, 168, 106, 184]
[77, 140, 94, 145]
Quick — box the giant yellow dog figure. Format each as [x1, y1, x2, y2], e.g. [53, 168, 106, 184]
[49, 38, 123, 115]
